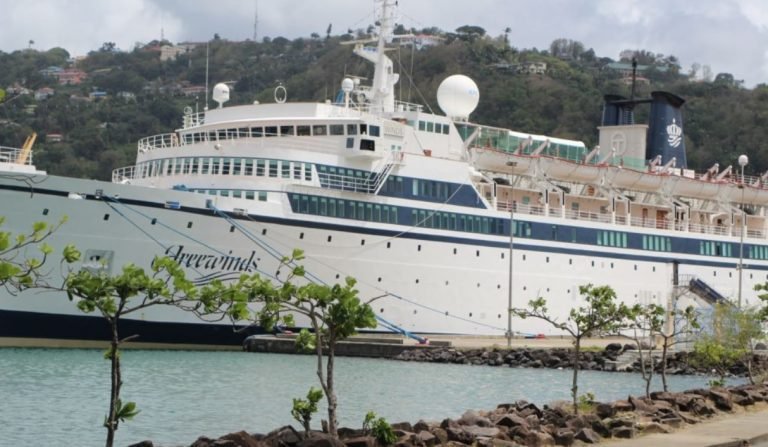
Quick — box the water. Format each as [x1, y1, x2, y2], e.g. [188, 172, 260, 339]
[0, 348, 736, 446]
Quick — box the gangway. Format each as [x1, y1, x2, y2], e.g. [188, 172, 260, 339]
[687, 277, 727, 306]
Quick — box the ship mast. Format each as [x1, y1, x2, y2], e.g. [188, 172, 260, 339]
[353, 0, 399, 113]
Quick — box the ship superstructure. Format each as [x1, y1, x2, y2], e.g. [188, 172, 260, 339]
[1, 0, 765, 346]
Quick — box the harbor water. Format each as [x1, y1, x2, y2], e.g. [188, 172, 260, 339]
[0, 348, 735, 446]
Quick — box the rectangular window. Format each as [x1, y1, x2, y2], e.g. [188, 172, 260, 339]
[442, 124, 450, 134]
[190, 158, 199, 174]
[245, 191, 255, 200]
[244, 159, 253, 176]
[418, 121, 426, 131]
[312, 125, 327, 136]
[232, 158, 242, 175]
[347, 124, 358, 135]
[211, 158, 220, 175]
[256, 159, 265, 176]
[369, 125, 380, 137]
[366, 204, 373, 221]
[281, 162, 290, 178]
[233, 190, 242, 199]
[182, 158, 191, 174]
[265, 126, 278, 137]
[220, 190, 229, 197]
[174, 159, 182, 174]
[300, 196, 309, 213]
[297, 125, 311, 136]
[391, 207, 398, 224]
[238, 128, 249, 138]
[329, 124, 344, 135]
[304, 163, 312, 181]
[221, 158, 231, 175]
[349, 201, 357, 219]
[329, 199, 337, 217]
[426, 122, 434, 132]
[258, 191, 267, 201]
[280, 125, 295, 136]
[227, 128, 237, 139]
[337, 200, 345, 218]
[269, 160, 278, 177]
[412, 179, 419, 196]
[320, 198, 328, 216]
[251, 127, 263, 137]
[293, 165, 302, 180]
[358, 203, 365, 220]
[218, 129, 227, 140]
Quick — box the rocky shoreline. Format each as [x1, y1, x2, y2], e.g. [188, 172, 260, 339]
[152, 382, 768, 447]
[393, 343, 768, 377]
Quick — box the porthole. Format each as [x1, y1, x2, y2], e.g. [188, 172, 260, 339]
[103, 214, 110, 221]
[413, 310, 417, 314]
[610, 262, 614, 269]
[729, 272, 732, 278]
[497, 284, 501, 289]
[501, 252, 505, 259]
[652, 266, 656, 272]
[567, 289, 570, 294]
[415, 279, 420, 284]
[546, 256, 549, 263]
[522, 254, 526, 261]
[476, 250, 480, 257]
[299, 232, 304, 239]
[445, 280, 449, 285]
[476, 283, 480, 288]
[569, 259, 572, 265]
[523, 286, 527, 291]
[42, 208, 49, 215]
[377, 277, 382, 282]
[151, 218, 157, 225]
[262, 228, 267, 235]
[187, 221, 193, 229]
[380, 308, 384, 313]
[469, 312, 473, 317]
[418, 244, 421, 252]
[750, 273, 753, 279]
[327, 235, 332, 242]
[361, 239, 365, 246]
[335, 274, 340, 279]
[387, 241, 391, 248]
[634, 265, 637, 271]
[229, 225, 235, 233]
[713, 271, 716, 277]
[546, 288, 550, 292]
[498, 314, 502, 319]
[453, 248, 457, 255]
[591, 261, 595, 267]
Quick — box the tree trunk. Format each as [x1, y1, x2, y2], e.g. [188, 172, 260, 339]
[326, 334, 338, 438]
[105, 319, 121, 447]
[572, 338, 580, 414]
[661, 338, 669, 392]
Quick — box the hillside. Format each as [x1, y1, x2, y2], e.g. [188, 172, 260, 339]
[0, 29, 767, 180]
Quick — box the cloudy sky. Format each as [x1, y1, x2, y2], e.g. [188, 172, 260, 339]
[2, 0, 767, 86]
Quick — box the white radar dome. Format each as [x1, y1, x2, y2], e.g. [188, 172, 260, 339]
[437, 75, 479, 121]
[341, 78, 354, 93]
[212, 83, 230, 108]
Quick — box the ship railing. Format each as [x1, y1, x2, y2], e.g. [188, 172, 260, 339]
[0, 146, 32, 165]
[112, 165, 136, 183]
[317, 172, 376, 194]
[181, 112, 205, 129]
[138, 133, 181, 152]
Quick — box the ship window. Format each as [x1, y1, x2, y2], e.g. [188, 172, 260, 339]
[369, 125, 380, 137]
[218, 129, 227, 140]
[426, 122, 434, 132]
[103, 213, 110, 221]
[221, 159, 231, 175]
[191, 158, 200, 174]
[360, 124, 368, 135]
[238, 127, 248, 138]
[264, 126, 278, 137]
[42, 208, 49, 215]
[310, 197, 319, 214]
[347, 124, 357, 135]
[245, 191, 255, 200]
[227, 128, 237, 139]
[297, 125, 311, 136]
[256, 159, 265, 176]
[418, 121, 426, 131]
[231, 190, 241, 199]
[251, 127, 263, 137]
[313, 125, 327, 136]
[212, 158, 221, 175]
[233, 158, 243, 175]
[280, 125, 295, 136]
[200, 158, 209, 175]
[328, 235, 332, 242]
[330, 124, 344, 135]
[293, 165, 302, 180]
[361, 239, 365, 246]
[442, 124, 450, 134]
[300, 196, 309, 213]
[269, 160, 278, 177]
[346, 137, 354, 148]
[244, 159, 253, 176]
[281, 162, 290, 178]
[220, 190, 229, 197]
[320, 198, 328, 215]
[187, 221, 193, 229]
[304, 163, 312, 181]
[300, 232, 304, 239]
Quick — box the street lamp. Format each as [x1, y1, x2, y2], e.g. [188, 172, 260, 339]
[738, 154, 748, 307]
[506, 161, 517, 347]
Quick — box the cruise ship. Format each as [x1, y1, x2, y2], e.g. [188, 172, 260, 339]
[1, 1, 764, 347]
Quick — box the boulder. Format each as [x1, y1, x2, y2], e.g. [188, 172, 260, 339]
[672, 394, 698, 412]
[637, 422, 670, 434]
[412, 420, 433, 433]
[689, 399, 718, 416]
[525, 414, 541, 430]
[574, 428, 600, 444]
[595, 403, 615, 419]
[343, 437, 375, 447]
[677, 411, 701, 424]
[656, 416, 682, 429]
[755, 342, 767, 350]
[264, 426, 302, 447]
[445, 427, 474, 444]
[337, 428, 364, 439]
[516, 401, 543, 418]
[391, 422, 414, 432]
[190, 437, 215, 447]
[428, 428, 447, 445]
[128, 442, 154, 447]
[610, 400, 633, 413]
[458, 410, 492, 427]
[440, 418, 459, 430]
[464, 426, 501, 439]
[708, 389, 733, 411]
[220, 431, 265, 447]
[297, 434, 346, 447]
[731, 393, 755, 407]
[611, 427, 635, 439]
[495, 414, 528, 429]
[552, 429, 574, 446]
[524, 431, 555, 447]
[414, 431, 436, 447]
[605, 343, 623, 352]
[628, 395, 654, 413]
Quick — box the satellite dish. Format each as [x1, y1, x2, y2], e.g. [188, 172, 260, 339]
[341, 78, 354, 93]
[437, 75, 480, 121]
[212, 83, 230, 109]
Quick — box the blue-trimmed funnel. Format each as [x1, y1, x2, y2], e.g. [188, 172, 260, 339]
[647, 91, 686, 169]
[601, 94, 635, 125]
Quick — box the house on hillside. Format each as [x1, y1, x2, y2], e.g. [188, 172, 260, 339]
[39, 66, 63, 78]
[57, 68, 87, 85]
[160, 42, 198, 61]
[35, 87, 55, 100]
[46, 133, 63, 143]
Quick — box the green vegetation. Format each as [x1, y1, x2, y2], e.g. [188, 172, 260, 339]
[654, 305, 700, 392]
[363, 411, 397, 446]
[627, 303, 665, 398]
[0, 31, 766, 180]
[514, 284, 635, 414]
[291, 387, 323, 438]
[0, 216, 71, 292]
[63, 255, 212, 447]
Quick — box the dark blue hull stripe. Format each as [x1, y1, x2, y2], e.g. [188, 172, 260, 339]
[0, 183, 760, 271]
[0, 309, 262, 345]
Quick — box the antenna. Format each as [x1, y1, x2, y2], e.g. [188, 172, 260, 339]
[630, 56, 637, 102]
[205, 42, 210, 110]
[253, 0, 259, 41]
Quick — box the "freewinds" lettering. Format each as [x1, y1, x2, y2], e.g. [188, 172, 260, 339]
[163, 245, 259, 273]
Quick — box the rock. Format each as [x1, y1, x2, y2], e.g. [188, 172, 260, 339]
[412, 420, 433, 433]
[343, 437, 375, 447]
[611, 426, 635, 439]
[464, 426, 501, 439]
[445, 427, 474, 444]
[495, 414, 528, 429]
[690, 399, 717, 416]
[337, 428, 364, 439]
[637, 422, 670, 434]
[219, 431, 264, 447]
[574, 428, 600, 444]
[656, 416, 682, 429]
[649, 391, 676, 402]
[672, 394, 698, 412]
[458, 410, 492, 427]
[391, 422, 414, 432]
[731, 393, 755, 407]
[623, 343, 637, 351]
[477, 439, 518, 447]
[605, 343, 623, 352]
[606, 416, 634, 429]
[128, 442, 154, 447]
[440, 418, 459, 430]
[755, 342, 767, 350]
[552, 429, 574, 446]
[610, 400, 633, 413]
[595, 403, 615, 419]
[525, 414, 541, 430]
[708, 389, 733, 411]
[628, 395, 654, 413]
[524, 431, 555, 447]
[677, 411, 701, 424]
[414, 431, 436, 447]
[429, 428, 447, 445]
[190, 437, 215, 447]
[516, 401, 543, 418]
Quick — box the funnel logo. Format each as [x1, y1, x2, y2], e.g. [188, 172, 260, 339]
[666, 118, 682, 148]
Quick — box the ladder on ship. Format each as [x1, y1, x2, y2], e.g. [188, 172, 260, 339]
[678, 274, 729, 306]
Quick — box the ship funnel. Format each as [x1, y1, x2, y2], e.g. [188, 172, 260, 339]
[602, 95, 637, 125]
[647, 91, 686, 169]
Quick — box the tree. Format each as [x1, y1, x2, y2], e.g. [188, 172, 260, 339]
[514, 284, 634, 413]
[0, 217, 70, 293]
[241, 250, 377, 438]
[64, 256, 213, 447]
[654, 305, 700, 392]
[292, 387, 323, 438]
[627, 303, 662, 398]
